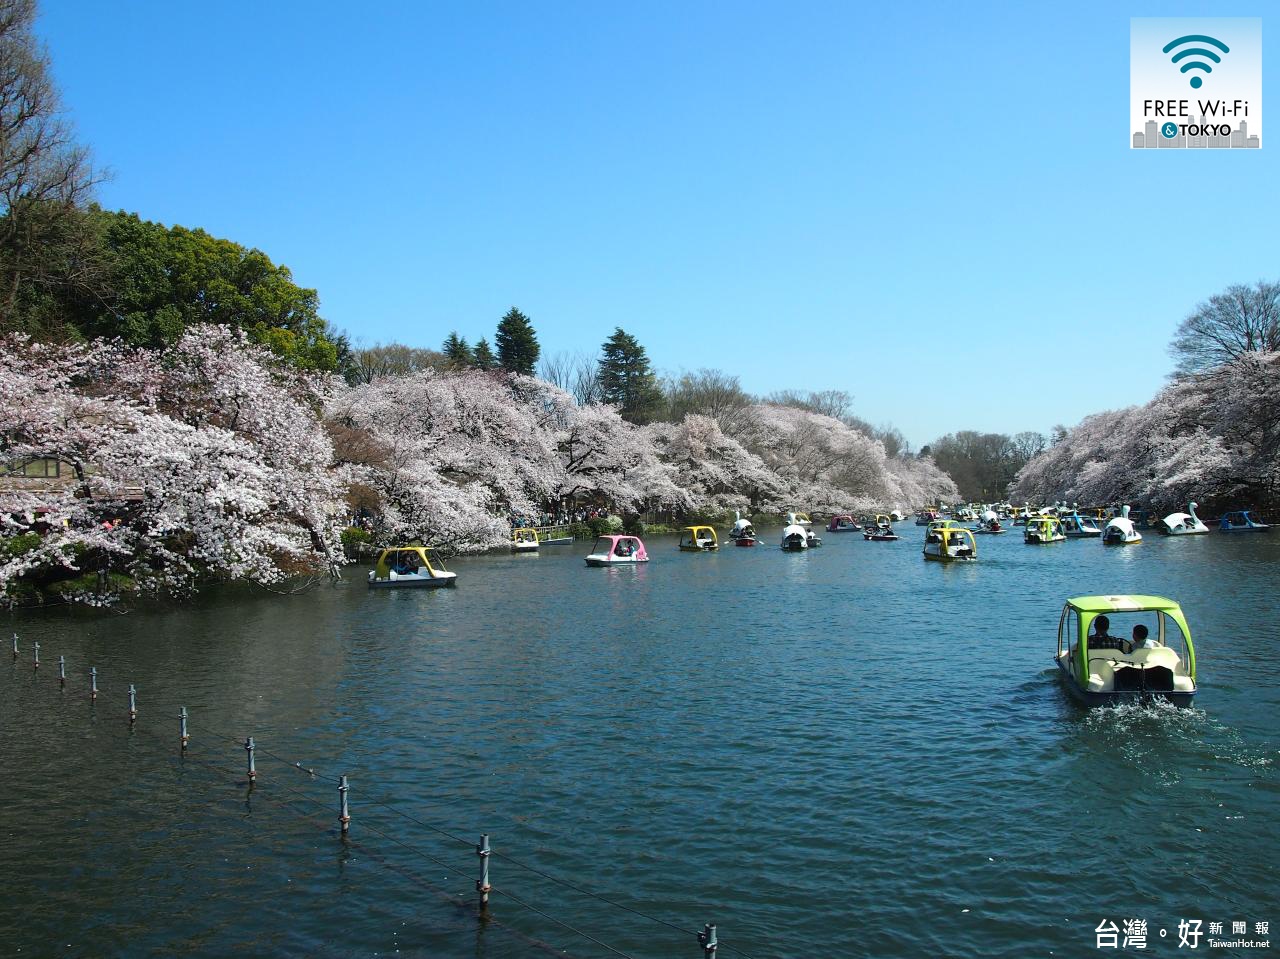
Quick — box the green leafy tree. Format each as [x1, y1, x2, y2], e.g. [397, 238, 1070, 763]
[472, 336, 497, 370]
[441, 331, 473, 368]
[30, 208, 342, 370]
[598, 327, 666, 424]
[495, 307, 540, 375]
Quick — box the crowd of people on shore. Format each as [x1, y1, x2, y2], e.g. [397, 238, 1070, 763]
[508, 508, 612, 529]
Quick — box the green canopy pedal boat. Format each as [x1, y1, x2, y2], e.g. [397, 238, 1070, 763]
[1054, 595, 1197, 707]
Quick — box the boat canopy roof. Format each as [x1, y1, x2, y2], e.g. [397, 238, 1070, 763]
[374, 545, 445, 576]
[1066, 594, 1182, 614]
[682, 525, 716, 534]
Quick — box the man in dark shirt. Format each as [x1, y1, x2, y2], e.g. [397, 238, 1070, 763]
[1089, 614, 1125, 650]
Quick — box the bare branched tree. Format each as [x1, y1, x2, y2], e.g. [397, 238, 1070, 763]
[347, 343, 448, 384]
[539, 349, 601, 405]
[664, 368, 751, 433]
[1171, 281, 1280, 375]
[0, 0, 103, 328]
[763, 388, 854, 421]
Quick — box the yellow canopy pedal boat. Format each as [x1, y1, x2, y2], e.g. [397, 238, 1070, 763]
[368, 546, 457, 588]
[678, 525, 719, 551]
[922, 524, 976, 561]
[511, 527, 540, 552]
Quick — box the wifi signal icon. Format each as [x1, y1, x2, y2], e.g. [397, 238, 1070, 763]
[1162, 34, 1230, 89]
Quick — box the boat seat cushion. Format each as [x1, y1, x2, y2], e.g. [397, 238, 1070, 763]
[1085, 647, 1190, 692]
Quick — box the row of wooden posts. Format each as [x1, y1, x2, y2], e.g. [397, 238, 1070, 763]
[10, 634, 724, 958]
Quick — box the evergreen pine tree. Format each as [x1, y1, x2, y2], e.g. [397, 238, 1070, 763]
[441, 331, 473, 368]
[495, 307, 540, 376]
[471, 336, 497, 370]
[597, 327, 666, 424]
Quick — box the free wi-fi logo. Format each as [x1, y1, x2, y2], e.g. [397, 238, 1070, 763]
[1131, 18, 1259, 149]
[1162, 34, 1230, 89]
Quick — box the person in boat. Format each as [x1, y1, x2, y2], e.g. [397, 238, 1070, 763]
[615, 540, 633, 557]
[1121, 624, 1156, 654]
[1088, 615, 1124, 650]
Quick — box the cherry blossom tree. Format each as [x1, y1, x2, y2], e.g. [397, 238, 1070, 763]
[1011, 351, 1280, 511]
[519, 377, 687, 511]
[647, 414, 783, 512]
[734, 404, 892, 510]
[330, 369, 563, 548]
[1, 327, 345, 605]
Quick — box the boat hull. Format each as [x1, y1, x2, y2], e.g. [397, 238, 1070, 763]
[368, 574, 456, 589]
[584, 556, 648, 567]
[540, 536, 573, 545]
[1054, 657, 1195, 708]
[734, 537, 757, 547]
[678, 544, 718, 552]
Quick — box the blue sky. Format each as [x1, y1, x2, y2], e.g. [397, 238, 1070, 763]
[39, 1, 1276, 448]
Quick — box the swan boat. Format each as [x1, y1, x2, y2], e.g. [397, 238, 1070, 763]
[1102, 505, 1143, 545]
[1156, 502, 1209, 535]
[729, 512, 757, 546]
[781, 520, 809, 551]
[1218, 510, 1271, 532]
[1060, 512, 1102, 538]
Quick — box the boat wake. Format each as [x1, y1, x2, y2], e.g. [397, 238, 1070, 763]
[1082, 698, 1275, 778]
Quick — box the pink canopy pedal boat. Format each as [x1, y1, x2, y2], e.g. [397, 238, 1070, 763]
[584, 534, 649, 566]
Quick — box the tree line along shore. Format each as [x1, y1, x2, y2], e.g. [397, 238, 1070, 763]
[1, 0, 1275, 607]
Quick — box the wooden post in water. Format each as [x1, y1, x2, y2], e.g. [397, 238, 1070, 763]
[32, 641, 38, 669]
[89, 666, 98, 700]
[179, 706, 189, 751]
[698, 923, 718, 958]
[127, 684, 137, 724]
[58, 656, 66, 688]
[11, 633, 16, 659]
[338, 775, 350, 836]
[475, 834, 491, 912]
[244, 737, 256, 783]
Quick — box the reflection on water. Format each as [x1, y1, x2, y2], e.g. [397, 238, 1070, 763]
[2, 528, 1278, 958]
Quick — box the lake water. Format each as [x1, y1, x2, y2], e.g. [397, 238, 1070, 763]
[3, 526, 1278, 957]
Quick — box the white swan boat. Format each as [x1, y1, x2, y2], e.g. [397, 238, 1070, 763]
[1156, 501, 1209, 536]
[1102, 505, 1143, 545]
